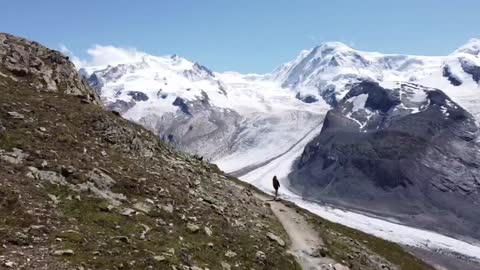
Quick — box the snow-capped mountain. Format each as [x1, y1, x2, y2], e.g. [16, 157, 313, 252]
[288, 80, 480, 241]
[270, 42, 444, 104]
[418, 38, 480, 120]
[83, 54, 328, 173]
[270, 39, 480, 121]
[83, 39, 480, 176]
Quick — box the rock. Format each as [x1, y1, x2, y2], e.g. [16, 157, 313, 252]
[153, 255, 166, 262]
[312, 247, 329, 257]
[225, 250, 237, 258]
[166, 248, 175, 255]
[38, 127, 47, 132]
[60, 165, 76, 177]
[0, 33, 100, 103]
[28, 167, 68, 185]
[0, 148, 28, 165]
[121, 208, 136, 216]
[156, 218, 167, 226]
[76, 181, 127, 206]
[106, 100, 135, 115]
[160, 204, 174, 213]
[140, 223, 151, 240]
[127, 91, 149, 102]
[86, 168, 116, 189]
[255, 250, 266, 262]
[266, 232, 285, 247]
[48, 194, 59, 205]
[220, 262, 231, 270]
[204, 226, 213, 236]
[7, 111, 25, 119]
[38, 161, 47, 169]
[187, 223, 200, 233]
[4, 261, 15, 268]
[333, 263, 350, 270]
[53, 249, 75, 256]
[99, 202, 114, 212]
[114, 236, 130, 243]
[190, 266, 202, 270]
[202, 196, 219, 205]
[133, 202, 152, 213]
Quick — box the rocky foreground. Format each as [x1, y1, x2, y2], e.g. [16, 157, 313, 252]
[0, 33, 433, 270]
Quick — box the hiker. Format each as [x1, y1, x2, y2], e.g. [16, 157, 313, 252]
[272, 175, 280, 200]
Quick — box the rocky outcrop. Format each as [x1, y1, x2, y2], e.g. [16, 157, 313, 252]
[140, 97, 242, 160]
[127, 91, 149, 102]
[106, 99, 136, 114]
[460, 57, 480, 83]
[442, 65, 463, 86]
[289, 81, 480, 239]
[0, 33, 99, 103]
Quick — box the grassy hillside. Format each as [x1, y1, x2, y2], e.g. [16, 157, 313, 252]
[0, 35, 300, 269]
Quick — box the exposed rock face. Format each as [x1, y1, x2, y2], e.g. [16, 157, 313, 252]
[0, 33, 99, 103]
[289, 80, 480, 239]
[460, 57, 480, 83]
[140, 96, 242, 160]
[442, 65, 463, 86]
[106, 99, 136, 114]
[296, 92, 319, 103]
[127, 91, 149, 102]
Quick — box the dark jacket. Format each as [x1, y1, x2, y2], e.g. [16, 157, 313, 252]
[273, 176, 280, 190]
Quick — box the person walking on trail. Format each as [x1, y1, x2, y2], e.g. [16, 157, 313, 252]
[272, 175, 280, 200]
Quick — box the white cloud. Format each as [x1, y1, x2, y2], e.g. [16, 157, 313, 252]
[58, 44, 147, 69]
[86, 45, 146, 67]
[59, 44, 87, 68]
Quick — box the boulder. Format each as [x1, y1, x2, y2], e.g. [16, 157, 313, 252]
[187, 223, 200, 233]
[0, 148, 28, 165]
[0, 33, 100, 103]
[266, 232, 285, 247]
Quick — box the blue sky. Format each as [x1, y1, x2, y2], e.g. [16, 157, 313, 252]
[2, 0, 479, 73]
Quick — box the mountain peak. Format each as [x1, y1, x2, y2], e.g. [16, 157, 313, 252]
[310, 42, 354, 57]
[314, 41, 352, 51]
[454, 38, 480, 55]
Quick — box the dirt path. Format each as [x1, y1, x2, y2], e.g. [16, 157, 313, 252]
[252, 192, 338, 270]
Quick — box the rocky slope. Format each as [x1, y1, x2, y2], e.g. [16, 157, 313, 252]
[289, 80, 480, 240]
[0, 33, 437, 270]
[0, 33, 99, 104]
[0, 33, 302, 270]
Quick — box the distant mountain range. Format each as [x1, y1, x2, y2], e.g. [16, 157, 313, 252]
[83, 39, 480, 240]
